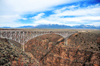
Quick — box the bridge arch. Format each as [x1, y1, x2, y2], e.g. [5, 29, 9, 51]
[0, 30, 77, 51]
[24, 33, 65, 52]
[25, 33, 64, 44]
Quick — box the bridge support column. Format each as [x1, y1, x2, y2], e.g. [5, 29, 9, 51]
[23, 45, 25, 51]
[64, 39, 67, 45]
[22, 43, 25, 51]
[0, 31, 2, 38]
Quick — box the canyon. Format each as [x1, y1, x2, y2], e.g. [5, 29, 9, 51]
[0, 29, 100, 66]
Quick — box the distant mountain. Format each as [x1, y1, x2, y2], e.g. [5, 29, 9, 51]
[33, 24, 72, 29]
[30, 24, 100, 29]
[18, 25, 34, 28]
[73, 25, 100, 29]
[0, 27, 11, 28]
[0, 24, 100, 29]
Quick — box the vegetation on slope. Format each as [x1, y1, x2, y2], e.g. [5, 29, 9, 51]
[67, 32, 100, 52]
[0, 38, 34, 66]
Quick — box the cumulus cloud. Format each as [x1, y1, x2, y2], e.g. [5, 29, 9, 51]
[31, 13, 45, 20]
[54, 5, 79, 13]
[0, 0, 100, 27]
[33, 4, 100, 26]
[0, 0, 81, 15]
[21, 18, 27, 20]
[0, 15, 20, 24]
[54, 4, 100, 16]
[0, 0, 84, 27]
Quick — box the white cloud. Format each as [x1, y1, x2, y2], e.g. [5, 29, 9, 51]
[0, 0, 84, 27]
[0, 14, 28, 27]
[31, 13, 45, 20]
[53, 4, 100, 16]
[33, 4, 100, 26]
[54, 7, 67, 13]
[0, 0, 81, 15]
[54, 5, 79, 14]
[0, 14, 28, 24]
[0, 15, 20, 23]
[80, 16, 100, 20]
[67, 5, 79, 9]
[86, 22, 100, 26]
[34, 19, 62, 25]
[21, 18, 27, 20]
[0, 22, 38, 27]
[0, 0, 100, 27]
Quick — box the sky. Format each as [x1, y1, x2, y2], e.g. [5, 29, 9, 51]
[0, 0, 100, 27]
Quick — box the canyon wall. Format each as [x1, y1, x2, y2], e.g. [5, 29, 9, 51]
[25, 33, 100, 66]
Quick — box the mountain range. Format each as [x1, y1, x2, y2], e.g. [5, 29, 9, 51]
[0, 24, 100, 29]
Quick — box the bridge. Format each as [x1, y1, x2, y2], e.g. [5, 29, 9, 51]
[0, 29, 77, 51]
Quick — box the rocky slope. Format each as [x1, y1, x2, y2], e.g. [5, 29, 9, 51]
[0, 31, 100, 66]
[25, 34, 63, 61]
[67, 32, 100, 52]
[0, 38, 35, 66]
[25, 33, 100, 66]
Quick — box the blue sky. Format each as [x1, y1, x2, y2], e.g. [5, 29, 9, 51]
[0, 0, 100, 27]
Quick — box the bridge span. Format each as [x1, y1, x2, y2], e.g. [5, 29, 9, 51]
[0, 29, 77, 51]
